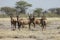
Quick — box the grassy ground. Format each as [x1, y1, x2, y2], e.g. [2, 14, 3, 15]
[0, 18, 60, 40]
[0, 29, 60, 40]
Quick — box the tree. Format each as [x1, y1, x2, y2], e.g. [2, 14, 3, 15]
[16, 1, 32, 14]
[48, 8, 60, 15]
[56, 8, 60, 15]
[1, 7, 16, 16]
[48, 8, 56, 13]
[33, 8, 43, 17]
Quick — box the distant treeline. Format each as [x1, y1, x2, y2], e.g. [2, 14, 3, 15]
[0, 0, 60, 18]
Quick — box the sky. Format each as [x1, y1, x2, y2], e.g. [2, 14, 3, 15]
[0, 0, 60, 10]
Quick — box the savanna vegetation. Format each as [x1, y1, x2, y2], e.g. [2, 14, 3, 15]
[0, 0, 60, 18]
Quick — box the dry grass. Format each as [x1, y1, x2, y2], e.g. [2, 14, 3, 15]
[0, 18, 60, 40]
[0, 17, 60, 22]
[0, 29, 60, 40]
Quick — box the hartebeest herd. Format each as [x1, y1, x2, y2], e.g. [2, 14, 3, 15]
[10, 15, 47, 31]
